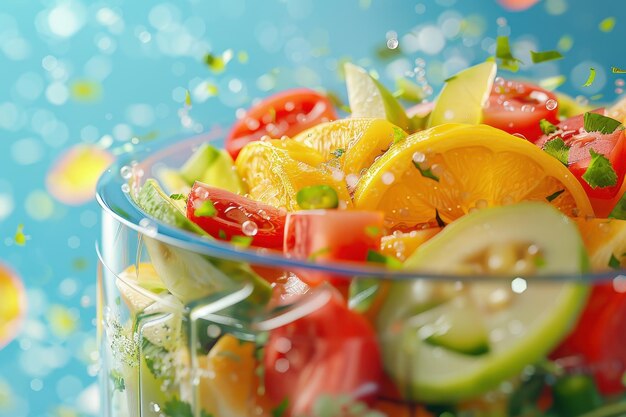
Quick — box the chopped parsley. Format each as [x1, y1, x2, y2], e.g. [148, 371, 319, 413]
[218, 229, 227, 240]
[331, 148, 345, 158]
[546, 189, 565, 202]
[110, 370, 125, 392]
[169, 193, 186, 201]
[495, 36, 523, 72]
[435, 209, 447, 228]
[543, 138, 570, 166]
[162, 397, 213, 417]
[184, 89, 192, 107]
[366, 250, 403, 269]
[612, 67, 626, 74]
[530, 50, 563, 64]
[583, 68, 596, 87]
[194, 200, 217, 217]
[307, 247, 330, 261]
[413, 161, 440, 182]
[14, 224, 27, 246]
[364, 225, 381, 237]
[539, 119, 558, 135]
[582, 149, 618, 189]
[204, 50, 232, 74]
[609, 254, 621, 270]
[230, 235, 253, 248]
[583, 112, 623, 134]
[272, 398, 289, 417]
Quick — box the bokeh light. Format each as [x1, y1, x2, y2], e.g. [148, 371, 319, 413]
[0, 263, 26, 349]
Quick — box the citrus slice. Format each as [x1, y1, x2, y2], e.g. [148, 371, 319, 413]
[380, 227, 442, 261]
[292, 118, 406, 176]
[354, 124, 594, 229]
[427, 62, 496, 128]
[235, 139, 351, 211]
[344, 63, 410, 131]
[378, 202, 589, 403]
[116, 263, 168, 315]
[575, 217, 626, 271]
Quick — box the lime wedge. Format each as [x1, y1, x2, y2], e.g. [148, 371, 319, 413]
[344, 63, 410, 131]
[427, 62, 497, 128]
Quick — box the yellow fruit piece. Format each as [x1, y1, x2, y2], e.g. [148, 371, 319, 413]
[0, 263, 26, 349]
[116, 263, 167, 315]
[236, 139, 351, 211]
[293, 118, 407, 177]
[197, 335, 257, 417]
[381, 227, 442, 261]
[355, 124, 593, 229]
[575, 217, 626, 271]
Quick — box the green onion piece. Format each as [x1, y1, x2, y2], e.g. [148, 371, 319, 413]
[543, 137, 570, 166]
[296, 185, 339, 209]
[583, 112, 623, 134]
[613, 67, 626, 74]
[540, 119, 558, 135]
[413, 161, 440, 181]
[583, 68, 596, 87]
[530, 50, 564, 64]
[582, 149, 618, 189]
[307, 247, 330, 261]
[194, 200, 217, 217]
[366, 249, 403, 269]
[231, 235, 253, 248]
[546, 189, 565, 202]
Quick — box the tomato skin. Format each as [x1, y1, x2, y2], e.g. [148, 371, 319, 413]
[535, 110, 626, 201]
[482, 80, 559, 142]
[263, 291, 382, 416]
[283, 210, 384, 292]
[186, 181, 286, 249]
[225, 88, 337, 159]
[552, 282, 626, 395]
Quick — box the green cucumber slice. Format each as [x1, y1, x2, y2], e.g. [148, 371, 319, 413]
[377, 202, 589, 403]
[180, 143, 220, 184]
[199, 148, 246, 194]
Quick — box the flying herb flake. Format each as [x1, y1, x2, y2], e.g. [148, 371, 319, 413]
[557, 35, 574, 52]
[583, 112, 623, 134]
[612, 67, 626, 74]
[375, 42, 402, 60]
[184, 90, 192, 108]
[582, 149, 618, 189]
[495, 36, 523, 72]
[609, 253, 621, 269]
[590, 94, 604, 101]
[530, 50, 564, 64]
[231, 235, 253, 248]
[169, 193, 186, 201]
[534, 255, 547, 268]
[366, 249, 403, 269]
[539, 119, 558, 135]
[194, 200, 217, 217]
[435, 209, 447, 228]
[204, 49, 233, 74]
[546, 189, 565, 202]
[14, 224, 27, 246]
[599, 17, 616, 32]
[543, 137, 569, 166]
[307, 247, 331, 261]
[583, 68, 596, 87]
[413, 161, 440, 182]
[72, 257, 88, 271]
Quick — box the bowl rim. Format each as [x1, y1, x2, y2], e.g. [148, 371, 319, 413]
[95, 128, 622, 283]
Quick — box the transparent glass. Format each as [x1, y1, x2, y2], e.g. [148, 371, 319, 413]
[97, 130, 626, 417]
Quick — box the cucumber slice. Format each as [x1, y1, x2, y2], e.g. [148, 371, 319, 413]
[180, 143, 220, 184]
[377, 202, 589, 403]
[199, 149, 246, 194]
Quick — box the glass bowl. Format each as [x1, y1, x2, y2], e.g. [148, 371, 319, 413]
[96, 130, 626, 417]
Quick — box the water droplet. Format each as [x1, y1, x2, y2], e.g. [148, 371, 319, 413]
[494, 77, 505, 86]
[139, 218, 158, 237]
[616, 88, 624, 95]
[194, 187, 209, 200]
[121, 183, 130, 193]
[120, 165, 132, 179]
[206, 324, 221, 338]
[332, 169, 345, 182]
[545, 99, 558, 111]
[381, 172, 395, 185]
[575, 96, 588, 106]
[386, 38, 399, 49]
[512, 133, 527, 140]
[415, 58, 426, 68]
[275, 358, 290, 373]
[496, 17, 507, 27]
[511, 277, 527, 294]
[242, 220, 258, 236]
[520, 105, 535, 113]
[151, 403, 161, 412]
[412, 152, 426, 163]
[616, 79, 625, 87]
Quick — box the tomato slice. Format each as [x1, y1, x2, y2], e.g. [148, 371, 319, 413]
[482, 80, 560, 142]
[284, 210, 384, 292]
[225, 88, 337, 159]
[551, 282, 626, 395]
[535, 110, 626, 202]
[263, 290, 382, 415]
[186, 181, 285, 249]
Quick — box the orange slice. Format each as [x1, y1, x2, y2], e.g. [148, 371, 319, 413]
[354, 124, 593, 229]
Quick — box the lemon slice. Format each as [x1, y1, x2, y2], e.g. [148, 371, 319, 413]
[236, 139, 351, 211]
[354, 124, 594, 230]
[292, 118, 406, 176]
[427, 62, 496, 127]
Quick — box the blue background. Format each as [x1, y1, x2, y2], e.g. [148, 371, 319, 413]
[0, 0, 623, 416]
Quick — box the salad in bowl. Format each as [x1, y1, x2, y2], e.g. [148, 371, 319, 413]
[96, 60, 626, 417]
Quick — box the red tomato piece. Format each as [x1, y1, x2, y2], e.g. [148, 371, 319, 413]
[552, 282, 626, 395]
[535, 110, 626, 202]
[225, 88, 337, 159]
[283, 210, 384, 292]
[263, 290, 382, 416]
[483, 80, 560, 142]
[186, 181, 285, 249]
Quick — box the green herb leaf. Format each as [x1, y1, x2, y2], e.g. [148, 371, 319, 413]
[543, 137, 569, 166]
[546, 189, 565, 202]
[162, 397, 214, 417]
[307, 247, 331, 261]
[435, 209, 447, 228]
[540, 119, 558, 135]
[194, 200, 217, 217]
[364, 225, 381, 237]
[583, 68, 596, 87]
[366, 250, 403, 269]
[14, 224, 27, 246]
[331, 148, 345, 158]
[231, 235, 253, 248]
[609, 192, 626, 219]
[582, 149, 618, 188]
[530, 50, 564, 64]
[296, 185, 339, 209]
[169, 193, 186, 201]
[393, 126, 407, 144]
[609, 254, 621, 269]
[583, 112, 623, 134]
[534, 255, 547, 268]
[495, 36, 523, 72]
[272, 398, 289, 417]
[218, 229, 227, 239]
[613, 67, 626, 74]
[413, 161, 440, 181]
[110, 370, 125, 392]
